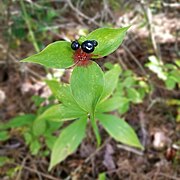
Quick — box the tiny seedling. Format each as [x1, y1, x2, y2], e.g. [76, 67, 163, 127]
[146, 56, 180, 90]
[20, 26, 143, 170]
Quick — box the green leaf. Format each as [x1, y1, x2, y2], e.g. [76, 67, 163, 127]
[87, 27, 130, 57]
[118, 97, 130, 114]
[36, 104, 52, 116]
[33, 117, 47, 137]
[175, 60, 180, 68]
[148, 55, 160, 65]
[46, 80, 68, 102]
[100, 64, 121, 101]
[104, 62, 114, 70]
[146, 56, 167, 80]
[46, 80, 86, 115]
[127, 88, 142, 103]
[97, 114, 143, 149]
[21, 41, 74, 69]
[0, 156, 11, 167]
[2, 114, 36, 129]
[146, 63, 167, 80]
[177, 107, 180, 122]
[30, 139, 41, 155]
[170, 70, 180, 83]
[36, 104, 65, 121]
[98, 172, 106, 180]
[138, 88, 146, 100]
[36, 104, 86, 122]
[70, 62, 104, 113]
[46, 121, 63, 133]
[45, 135, 57, 150]
[96, 97, 121, 112]
[123, 76, 136, 88]
[165, 76, 176, 90]
[115, 83, 125, 96]
[123, 70, 133, 77]
[24, 132, 33, 145]
[78, 36, 87, 44]
[49, 117, 87, 170]
[164, 63, 176, 70]
[33, 103, 86, 137]
[31, 95, 46, 107]
[46, 80, 64, 100]
[0, 131, 9, 141]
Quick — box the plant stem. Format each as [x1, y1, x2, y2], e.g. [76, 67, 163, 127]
[90, 113, 101, 147]
[19, 0, 40, 52]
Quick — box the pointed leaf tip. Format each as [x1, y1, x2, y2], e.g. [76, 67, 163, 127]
[87, 26, 130, 57]
[21, 41, 74, 69]
[97, 113, 143, 149]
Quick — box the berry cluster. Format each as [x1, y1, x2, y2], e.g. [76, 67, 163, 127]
[71, 40, 98, 53]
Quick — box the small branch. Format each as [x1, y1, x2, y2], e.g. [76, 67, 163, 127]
[12, 162, 60, 180]
[19, 0, 40, 52]
[66, 137, 111, 180]
[147, 97, 164, 111]
[115, 51, 128, 70]
[139, 111, 148, 147]
[122, 44, 147, 75]
[155, 172, 180, 180]
[85, 137, 111, 163]
[117, 144, 144, 156]
[163, 2, 180, 9]
[139, 1, 162, 63]
[5, 0, 12, 68]
[15, 157, 28, 180]
[66, 0, 99, 26]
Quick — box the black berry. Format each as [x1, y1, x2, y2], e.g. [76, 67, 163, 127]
[71, 40, 80, 50]
[92, 40, 98, 47]
[81, 40, 95, 53]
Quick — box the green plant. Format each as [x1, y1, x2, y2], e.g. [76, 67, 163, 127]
[0, 95, 63, 156]
[104, 64, 149, 115]
[146, 56, 180, 90]
[20, 26, 143, 170]
[4, 1, 58, 50]
[146, 56, 180, 122]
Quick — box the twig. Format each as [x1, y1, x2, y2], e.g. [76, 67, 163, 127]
[155, 172, 180, 180]
[19, 0, 40, 52]
[163, 2, 180, 9]
[139, 1, 162, 63]
[37, 23, 76, 32]
[117, 144, 144, 156]
[8, 52, 45, 80]
[13, 162, 60, 180]
[26, 67, 45, 80]
[25, 0, 50, 10]
[122, 44, 147, 75]
[5, 0, 12, 68]
[85, 137, 111, 163]
[147, 97, 164, 111]
[102, 0, 115, 23]
[175, 29, 180, 57]
[115, 51, 128, 70]
[139, 111, 148, 147]
[65, 137, 111, 180]
[66, 0, 99, 26]
[15, 156, 28, 180]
